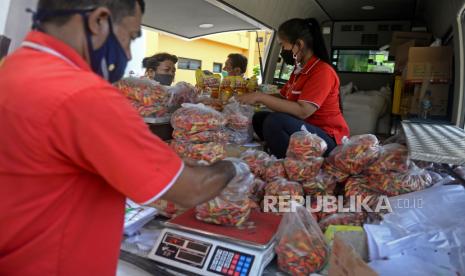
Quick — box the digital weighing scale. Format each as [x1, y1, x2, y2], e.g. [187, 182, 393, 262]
[148, 209, 282, 276]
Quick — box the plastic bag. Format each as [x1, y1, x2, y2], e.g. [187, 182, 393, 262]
[249, 178, 267, 204]
[171, 103, 226, 133]
[322, 160, 350, 182]
[325, 134, 381, 175]
[453, 166, 465, 179]
[284, 157, 324, 182]
[286, 126, 328, 160]
[224, 128, 253, 145]
[240, 149, 271, 178]
[302, 172, 336, 197]
[171, 141, 226, 163]
[234, 76, 247, 96]
[365, 143, 410, 175]
[246, 76, 258, 93]
[129, 101, 169, 117]
[219, 76, 235, 102]
[344, 176, 382, 208]
[195, 70, 221, 98]
[262, 178, 303, 214]
[222, 101, 254, 131]
[318, 212, 367, 232]
[195, 159, 254, 226]
[167, 82, 198, 110]
[367, 164, 433, 196]
[172, 129, 227, 144]
[115, 77, 170, 117]
[148, 199, 186, 218]
[264, 157, 287, 182]
[115, 77, 168, 106]
[275, 205, 329, 275]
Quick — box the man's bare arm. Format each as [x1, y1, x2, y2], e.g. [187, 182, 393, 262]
[161, 160, 236, 208]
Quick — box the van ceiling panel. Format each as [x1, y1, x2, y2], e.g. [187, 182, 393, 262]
[142, 0, 267, 39]
[315, 0, 417, 21]
[222, 0, 329, 29]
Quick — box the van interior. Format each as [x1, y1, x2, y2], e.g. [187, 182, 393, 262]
[134, 0, 465, 138]
[1, 0, 464, 136]
[1, 0, 465, 275]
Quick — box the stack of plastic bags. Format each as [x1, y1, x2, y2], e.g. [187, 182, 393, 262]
[171, 103, 227, 164]
[222, 101, 255, 145]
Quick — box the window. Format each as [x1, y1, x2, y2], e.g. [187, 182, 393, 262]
[178, 58, 202, 70]
[212, 63, 222, 73]
[332, 49, 395, 73]
[273, 58, 294, 87]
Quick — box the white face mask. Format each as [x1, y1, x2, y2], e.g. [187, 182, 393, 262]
[294, 63, 303, 74]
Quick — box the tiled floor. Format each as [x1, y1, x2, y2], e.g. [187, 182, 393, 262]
[116, 260, 153, 276]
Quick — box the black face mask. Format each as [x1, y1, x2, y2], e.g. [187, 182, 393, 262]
[154, 74, 174, 86]
[280, 49, 294, 65]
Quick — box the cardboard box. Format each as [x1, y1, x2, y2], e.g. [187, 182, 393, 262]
[406, 47, 453, 82]
[328, 235, 377, 276]
[409, 83, 450, 116]
[389, 31, 432, 56]
[394, 40, 416, 72]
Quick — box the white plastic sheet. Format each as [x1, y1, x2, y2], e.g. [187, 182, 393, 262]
[364, 184, 465, 274]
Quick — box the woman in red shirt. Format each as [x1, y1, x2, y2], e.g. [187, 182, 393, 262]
[238, 18, 349, 158]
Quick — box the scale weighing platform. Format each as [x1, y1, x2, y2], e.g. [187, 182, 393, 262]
[148, 209, 282, 276]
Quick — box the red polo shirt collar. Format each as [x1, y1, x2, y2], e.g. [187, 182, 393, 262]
[298, 55, 320, 75]
[24, 31, 91, 71]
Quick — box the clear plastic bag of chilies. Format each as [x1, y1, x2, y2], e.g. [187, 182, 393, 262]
[264, 156, 287, 182]
[344, 176, 383, 209]
[249, 178, 267, 204]
[302, 171, 336, 197]
[365, 143, 410, 175]
[275, 205, 329, 275]
[115, 77, 168, 106]
[286, 126, 328, 160]
[172, 129, 227, 144]
[195, 159, 254, 226]
[240, 149, 271, 178]
[326, 134, 381, 175]
[262, 178, 303, 214]
[367, 164, 433, 196]
[224, 128, 253, 145]
[148, 199, 186, 218]
[171, 103, 226, 133]
[318, 212, 367, 232]
[171, 141, 226, 164]
[284, 157, 324, 182]
[222, 100, 255, 131]
[166, 82, 198, 110]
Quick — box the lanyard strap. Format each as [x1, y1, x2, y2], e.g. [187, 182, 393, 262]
[21, 41, 79, 69]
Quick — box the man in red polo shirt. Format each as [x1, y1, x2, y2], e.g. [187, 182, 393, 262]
[0, 1, 237, 275]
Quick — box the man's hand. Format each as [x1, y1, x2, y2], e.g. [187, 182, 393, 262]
[160, 160, 236, 208]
